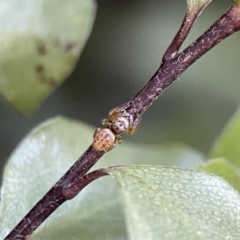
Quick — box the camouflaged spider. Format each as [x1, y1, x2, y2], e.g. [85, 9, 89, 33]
[92, 102, 141, 152]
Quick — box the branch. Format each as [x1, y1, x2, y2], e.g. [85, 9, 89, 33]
[62, 168, 109, 200]
[4, 146, 105, 240]
[4, 2, 240, 240]
[130, 3, 240, 116]
[163, 0, 212, 61]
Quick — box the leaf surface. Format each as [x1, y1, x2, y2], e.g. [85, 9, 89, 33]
[0, 117, 204, 239]
[108, 165, 240, 240]
[210, 109, 240, 167]
[0, 0, 96, 115]
[186, 0, 212, 12]
[198, 158, 240, 193]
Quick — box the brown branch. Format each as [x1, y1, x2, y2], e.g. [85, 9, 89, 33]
[62, 168, 109, 200]
[163, 0, 212, 61]
[128, 3, 240, 116]
[4, 146, 105, 240]
[4, 2, 240, 240]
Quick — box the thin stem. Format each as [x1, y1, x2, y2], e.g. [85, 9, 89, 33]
[163, 1, 211, 61]
[129, 3, 240, 116]
[4, 146, 105, 240]
[62, 168, 109, 200]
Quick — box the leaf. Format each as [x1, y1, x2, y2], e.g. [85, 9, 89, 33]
[0, 0, 96, 115]
[0, 117, 204, 240]
[198, 158, 240, 193]
[236, 0, 240, 7]
[186, 0, 212, 13]
[107, 165, 240, 240]
[210, 109, 240, 167]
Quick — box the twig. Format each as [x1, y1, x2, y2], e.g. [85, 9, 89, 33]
[4, 2, 240, 240]
[163, 0, 212, 61]
[62, 168, 109, 200]
[4, 146, 105, 240]
[129, 3, 240, 116]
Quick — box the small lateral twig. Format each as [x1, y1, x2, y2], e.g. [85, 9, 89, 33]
[4, 2, 240, 240]
[4, 146, 106, 240]
[163, 0, 211, 61]
[62, 168, 109, 200]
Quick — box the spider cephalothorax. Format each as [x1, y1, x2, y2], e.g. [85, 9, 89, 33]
[92, 101, 141, 152]
[102, 102, 141, 140]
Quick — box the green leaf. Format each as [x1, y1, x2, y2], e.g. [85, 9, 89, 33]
[0, 0, 96, 115]
[210, 109, 240, 167]
[186, 0, 212, 13]
[187, 0, 212, 12]
[198, 158, 240, 193]
[0, 117, 204, 240]
[107, 165, 240, 240]
[235, 0, 240, 7]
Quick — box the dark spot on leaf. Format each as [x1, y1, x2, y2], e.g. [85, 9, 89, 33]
[65, 43, 76, 52]
[48, 78, 58, 88]
[37, 45, 46, 55]
[35, 65, 44, 74]
[38, 76, 57, 89]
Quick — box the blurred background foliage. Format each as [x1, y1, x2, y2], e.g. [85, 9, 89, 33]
[0, 0, 239, 177]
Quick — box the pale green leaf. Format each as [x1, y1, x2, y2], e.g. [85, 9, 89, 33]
[198, 158, 240, 193]
[210, 109, 240, 167]
[108, 165, 240, 240]
[0, 117, 204, 240]
[235, 0, 240, 7]
[0, 0, 96, 115]
[186, 0, 212, 13]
